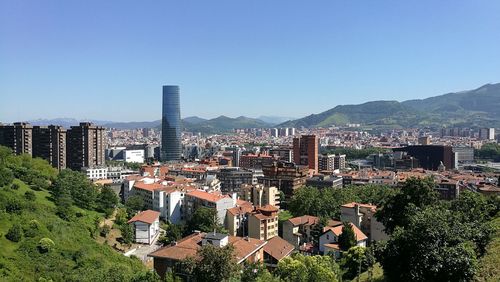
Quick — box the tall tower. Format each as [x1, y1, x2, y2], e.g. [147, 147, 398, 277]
[0, 122, 33, 155]
[33, 125, 67, 170]
[66, 122, 106, 170]
[293, 135, 318, 172]
[161, 85, 182, 161]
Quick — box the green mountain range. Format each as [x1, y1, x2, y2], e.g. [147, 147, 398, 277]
[279, 83, 500, 129]
[182, 115, 270, 134]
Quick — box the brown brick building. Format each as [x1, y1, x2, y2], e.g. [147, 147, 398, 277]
[33, 125, 67, 170]
[67, 122, 106, 171]
[0, 122, 33, 155]
[293, 135, 318, 172]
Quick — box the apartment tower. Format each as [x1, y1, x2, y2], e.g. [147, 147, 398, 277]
[293, 135, 318, 172]
[66, 122, 106, 170]
[33, 125, 67, 170]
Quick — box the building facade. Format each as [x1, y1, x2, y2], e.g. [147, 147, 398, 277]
[161, 85, 182, 161]
[293, 135, 318, 172]
[0, 122, 33, 155]
[32, 125, 67, 170]
[66, 122, 106, 171]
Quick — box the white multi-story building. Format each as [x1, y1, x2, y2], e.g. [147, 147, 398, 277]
[124, 149, 145, 163]
[82, 167, 108, 180]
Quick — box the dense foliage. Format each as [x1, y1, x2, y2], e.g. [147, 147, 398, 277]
[0, 146, 145, 281]
[475, 143, 500, 161]
[288, 184, 398, 218]
[184, 207, 226, 235]
[275, 253, 341, 282]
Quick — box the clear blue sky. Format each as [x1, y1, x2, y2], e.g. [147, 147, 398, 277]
[1, 0, 499, 122]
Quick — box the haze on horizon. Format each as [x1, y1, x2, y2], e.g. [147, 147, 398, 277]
[1, 1, 499, 123]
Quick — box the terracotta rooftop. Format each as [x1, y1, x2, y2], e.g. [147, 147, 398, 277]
[263, 236, 294, 261]
[324, 223, 368, 241]
[288, 215, 319, 226]
[149, 232, 267, 263]
[128, 210, 160, 225]
[133, 181, 165, 192]
[186, 190, 230, 203]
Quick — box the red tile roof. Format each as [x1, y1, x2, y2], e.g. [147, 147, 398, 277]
[288, 215, 319, 226]
[263, 236, 294, 261]
[186, 190, 230, 203]
[323, 223, 368, 241]
[128, 210, 160, 225]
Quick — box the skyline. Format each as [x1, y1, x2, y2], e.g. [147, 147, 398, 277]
[1, 1, 500, 122]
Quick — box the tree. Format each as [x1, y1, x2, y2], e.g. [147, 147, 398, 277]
[185, 207, 223, 235]
[24, 190, 36, 201]
[114, 208, 129, 226]
[158, 223, 184, 245]
[55, 189, 74, 220]
[278, 210, 293, 237]
[338, 222, 357, 251]
[241, 262, 278, 282]
[185, 244, 240, 282]
[340, 246, 368, 280]
[276, 253, 340, 282]
[6, 198, 23, 214]
[120, 223, 134, 244]
[130, 271, 161, 282]
[96, 185, 119, 215]
[0, 167, 14, 187]
[375, 177, 439, 233]
[379, 206, 478, 282]
[310, 216, 328, 250]
[125, 195, 145, 215]
[6, 223, 23, 242]
[52, 169, 98, 210]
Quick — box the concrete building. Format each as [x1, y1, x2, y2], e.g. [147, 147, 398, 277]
[479, 128, 495, 140]
[32, 125, 66, 170]
[128, 210, 160, 245]
[0, 122, 33, 155]
[161, 85, 182, 161]
[82, 167, 108, 180]
[67, 122, 106, 171]
[248, 205, 279, 241]
[393, 145, 455, 170]
[293, 135, 319, 172]
[153, 188, 184, 224]
[282, 215, 320, 249]
[306, 174, 343, 188]
[269, 147, 293, 162]
[259, 161, 308, 197]
[124, 149, 145, 163]
[239, 153, 274, 169]
[239, 184, 280, 208]
[340, 202, 388, 242]
[216, 167, 254, 193]
[184, 190, 235, 225]
[270, 128, 278, 138]
[452, 146, 475, 163]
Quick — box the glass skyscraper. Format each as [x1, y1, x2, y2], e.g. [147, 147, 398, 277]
[161, 85, 182, 161]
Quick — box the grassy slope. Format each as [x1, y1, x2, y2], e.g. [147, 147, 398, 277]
[475, 216, 500, 282]
[0, 179, 145, 282]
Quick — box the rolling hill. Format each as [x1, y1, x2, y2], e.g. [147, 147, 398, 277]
[280, 83, 500, 129]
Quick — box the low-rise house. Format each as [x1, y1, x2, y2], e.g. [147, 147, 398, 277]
[149, 232, 267, 279]
[282, 215, 341, 249]
[184, 190, 235, 225]
[319, 223, 367, 257]
[128, 210, 161, 245]
[263, 236, 294, 269]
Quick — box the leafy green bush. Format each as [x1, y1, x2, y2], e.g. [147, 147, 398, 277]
[6, 223, 23, 242]
[38, 238, 55, 253]
[24, 190, 36, 201]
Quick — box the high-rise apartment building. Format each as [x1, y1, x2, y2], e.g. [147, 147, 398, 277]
[479, 128, 495, 140]
[161, 85, 182, 161]
[0, 122, 33, 155]
[66, 122, 106, 171]
[293, 135, 318, 172]
[33, 125, 66, 170]
[259, 161, 308, 197]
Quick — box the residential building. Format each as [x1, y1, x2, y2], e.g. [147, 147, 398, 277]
[479, 128, 495, 140]
[184, 190, 235, 225]
[259, 161, 308, 197]
[239, 184, 280, 208]
[340, 202, 388, 242]
[435, 179, 460, 200]
[149, 232, 267, 279]
[32, 125, 66, 170]
[319, 223, 368, 257]
[263, 236, 294, 269]
[128, 210, 161, 245]
[226, 201, 254, 236]
[293, 135, 319, 172]
[153, 188, 184, 224]
[66, 122, 106, 171]
[161, 85, 182, 161]
[282, 215, 320, 249]
[452, 146, 475, 163]
[216, 167, 254, 193]
[239, 153, 274, 169]
[269, 147, 293, 162]
[82, 167, 108, 180]
[0, 122, 33, 155]
[248, 205, 279, 241]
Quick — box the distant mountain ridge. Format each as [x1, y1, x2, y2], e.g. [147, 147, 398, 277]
[11, 82, 500, 132]
[279, 83, 500, 129]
